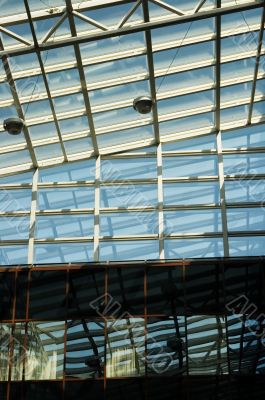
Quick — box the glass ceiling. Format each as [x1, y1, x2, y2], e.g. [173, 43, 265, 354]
[0, 0, 265, 265]
[0, 0, 264, 174]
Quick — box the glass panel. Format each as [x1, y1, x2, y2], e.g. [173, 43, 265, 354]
[221, 82, 252, 103]
[226, 314, 265, 375]
[36, 215, 94, 238]
[158, 91, 214, 116]
[152, 19, 214, 45]
[0, 246, 28, 265]
[227, 208, 265, 231]
[97, 125, 154, 150]
[101, 158, 157, 180]
[0, 323, 12, 381]
[53, 93, 84, 115]
[0, 172, 33, 185]
[229, 236, 265, 256]
[34, 243, 94, 263]
[64, 137, 94, 156]
[28, 122, 59, 141]
[0, 217, 29, 239]
[221, 31, 258, 59]
[164, 210, 222, 234]
[93, 106, 149, 130]
[156, 67, 214, 96]
[163, 182, 220, 205]
[0, 150, 31, 169]
[29, 270, 66, 320]
[35, 143, 64, 161]
[225, 179, 265, 203]
[59, 116, 90, 137]
[221, 124, 265, 148]
[154, 42, 214, 71]
[39, 159, 96, 182]
[101, 184, 157, 207]
[24, 321, 64, 380]
[0, 190, 31, 211]
[146, 317, 186, 376]
[162, 134, 216, 151]
[163, 156, 218, 177]
[38, 187, 94, 210]
[0, 331, 11, 380]
[85, 55, 147, 86]
[107, 268, 144, 316]
[100, 241, 159, 261]
[80, 33, 145, 60]
[159, 113, 214, 136]
[106, 318, 145, 377]
[0, 273, 14, 320]
[100, 212, 159, 236]
[164, 238, 224, 258]
[47, 68, 80, 91]
[67, 269, 105, 319]
[223, 154, 265, 175]
[65, 320, 104, 379]
[221, 57, 257, 82]
[90, 80, 149, 107]
[187, 316, 228, 374]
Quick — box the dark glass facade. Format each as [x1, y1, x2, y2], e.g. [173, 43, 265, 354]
[0, 257, 265, 399]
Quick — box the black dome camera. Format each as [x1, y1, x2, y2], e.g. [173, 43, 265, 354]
[3, 117, 25, 135]
[133, 96, 153, 114]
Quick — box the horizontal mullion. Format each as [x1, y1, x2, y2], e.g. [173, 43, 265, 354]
[1, 202, 265, 217]
[224, 173, 265, 180]
[226, 202, 265, 208]
[1, 230, 265, 246]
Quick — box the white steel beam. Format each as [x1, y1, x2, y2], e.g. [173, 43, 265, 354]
[247, 4, 265, 124]
[28, 168, 38, 264]
[157, 143, 165, 259]
[93, 156, 101, 261]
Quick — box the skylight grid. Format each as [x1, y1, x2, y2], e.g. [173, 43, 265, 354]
[0, 0, 264, 174]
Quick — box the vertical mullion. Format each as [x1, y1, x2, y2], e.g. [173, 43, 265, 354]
[28, 168, 39, 265]
[215, 0, 229, 257]
[65, 0, 99, 156]
[157, 143, 165, 259]
[94, 156, 101, 261]
[247, 4, 265, 124]
[217, 132, 229, 256]
[142, 0, 160, 145]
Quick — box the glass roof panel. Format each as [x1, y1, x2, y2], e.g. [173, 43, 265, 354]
[0, 0, 263, 180]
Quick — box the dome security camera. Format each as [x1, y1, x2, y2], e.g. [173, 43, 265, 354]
[3, 117, 25, 135]
[133, 96, 153, 114]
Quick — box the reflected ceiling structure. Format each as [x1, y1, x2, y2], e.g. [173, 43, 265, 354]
[0, 0, 264, 175]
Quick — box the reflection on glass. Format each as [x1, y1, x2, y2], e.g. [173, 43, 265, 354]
[187, 316, 228, 375]
[66, 320, 104, 379]
[0, 322, 64, 381]
[147, 318, 186, 376]
[106, 318, 145, 378]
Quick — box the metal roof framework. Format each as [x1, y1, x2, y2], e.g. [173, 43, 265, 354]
[0, 0, 264, 174]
